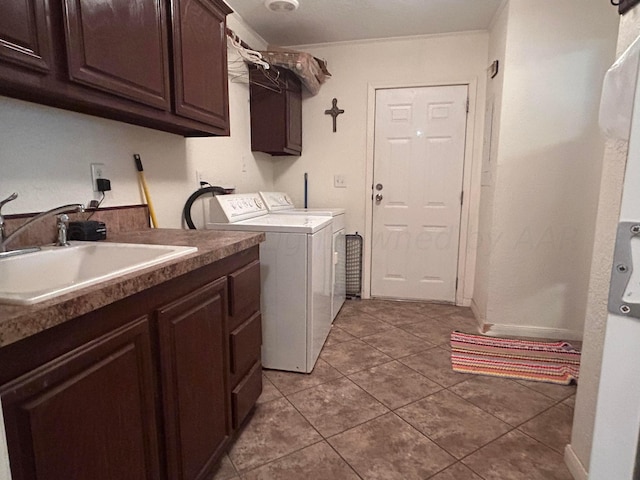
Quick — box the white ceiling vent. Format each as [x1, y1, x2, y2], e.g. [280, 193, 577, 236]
[264, 0, 299, 12]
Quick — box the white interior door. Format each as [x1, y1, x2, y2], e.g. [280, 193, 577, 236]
[371, 85, 468, 302]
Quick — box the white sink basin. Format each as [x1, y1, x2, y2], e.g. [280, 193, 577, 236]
[0, 241, 198, 305]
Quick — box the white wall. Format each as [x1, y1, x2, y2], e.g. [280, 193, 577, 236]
[0, 15, 273, 228]
[474, 0, 618, 340]
[569, 8, 640, 475]
[473, 1, 509, 322]
[272, 31, 490, 303]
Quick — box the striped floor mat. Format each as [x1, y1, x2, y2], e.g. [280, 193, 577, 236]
[450, 331, 580, 385]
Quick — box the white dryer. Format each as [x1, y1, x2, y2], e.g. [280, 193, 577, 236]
[259, 191, 346, 321]
[207, 193, 333, 373]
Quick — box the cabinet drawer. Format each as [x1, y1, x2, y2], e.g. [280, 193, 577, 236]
[228, 260, 260, 330]
[230, 313, 262, 384]
[231, 361, 262, 428]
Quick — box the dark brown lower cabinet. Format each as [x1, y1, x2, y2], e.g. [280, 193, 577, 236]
[0, 246, 262, 480]
[0, 316, 161, 480]
[157, 278, 229, 480]
[227, 259, 262, 427]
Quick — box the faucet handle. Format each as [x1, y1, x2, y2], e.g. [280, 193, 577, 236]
[57, 214, 71, 247]
[0, 193, 18, 211]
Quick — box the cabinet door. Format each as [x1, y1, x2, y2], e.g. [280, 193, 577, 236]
[0, 0, 51, 73]
[285, 72, 302, 153]
[62, 0, 171, 110]
[170, 0, 231, 129]
[250, 67, 302, 155]
[157, 277, 230, 480]
[0, 316, 160, 480]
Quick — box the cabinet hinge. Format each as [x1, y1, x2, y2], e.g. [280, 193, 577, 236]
[460, 190, 464, 205]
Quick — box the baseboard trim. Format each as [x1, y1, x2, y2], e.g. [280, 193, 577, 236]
[565, 444, 588, 480]
[481, 322, 583, 341]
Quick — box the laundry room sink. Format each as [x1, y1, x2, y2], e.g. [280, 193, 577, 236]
[0, 241, 197, 305]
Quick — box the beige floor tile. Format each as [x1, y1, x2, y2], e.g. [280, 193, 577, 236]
[348, 361, 442, 409]
[210, 454, 238, 480]
[399, 318, 456, 346]
[263, 359, 343, 395]
[334, 311, 393, 337]
[287, 377, 389, 437]
[225, 300, 579, 478]
[396, 390, 511, 459]
[462, 430, 574, 480]
[241, 441, 359, 480]
[450, 376, 555, 426]
[515, 379, 577, 401]
[353, 301, 431, 326]
[563, 394, 576, 409]
[429, 462, 483, 480]
[324, 325, 356, 347]
[336, 300, 362, 316]
[518, 404, 574, 453]
[361, 327, 433, 358]
[399, 347, 470, 387]
[440, 311, 479, 332]
[320, 338, 392, 375]
[329, 413, 455, 480]
[256, 375, 283, 405]
[404, 302, 462, 319]
[228, 397, 321, 472]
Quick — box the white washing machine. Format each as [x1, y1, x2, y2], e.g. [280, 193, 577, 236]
[259, 192, 346, 321]
[207, 193, 333, 373]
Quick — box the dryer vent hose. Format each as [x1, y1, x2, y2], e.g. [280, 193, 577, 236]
[183, 184, 228, 229]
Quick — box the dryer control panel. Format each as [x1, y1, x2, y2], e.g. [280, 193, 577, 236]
[210, 193, 267, 223]
[259, 191, 294, 211]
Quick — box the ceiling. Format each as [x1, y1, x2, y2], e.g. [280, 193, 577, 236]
[225, 0, 504, 46]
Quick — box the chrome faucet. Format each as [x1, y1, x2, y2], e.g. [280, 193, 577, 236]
[0, 193, 85, 254]
[0, 192, 18, 247]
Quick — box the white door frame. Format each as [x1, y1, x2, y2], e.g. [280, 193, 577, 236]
[363, 79, 482, 306]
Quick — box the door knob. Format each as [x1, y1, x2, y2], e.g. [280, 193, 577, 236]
[375, 193, 383, 203]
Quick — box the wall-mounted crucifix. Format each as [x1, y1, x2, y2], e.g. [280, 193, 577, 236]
[324, 98, 345, 132]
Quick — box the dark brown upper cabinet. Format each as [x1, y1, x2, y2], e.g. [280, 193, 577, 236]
[0, 0, 52, 74]
[171, 0, 231, 129]
[250, 66, 302, 156]
[0, 0, 232, 137]
[62, 0, 171, 110]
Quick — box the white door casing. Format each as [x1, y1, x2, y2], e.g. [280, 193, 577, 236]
[371, 85, 468, 302]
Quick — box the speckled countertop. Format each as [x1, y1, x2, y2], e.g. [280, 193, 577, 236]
[0, 229, 264, 348]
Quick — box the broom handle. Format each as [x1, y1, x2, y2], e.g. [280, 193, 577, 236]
[134, 154, 159, 228]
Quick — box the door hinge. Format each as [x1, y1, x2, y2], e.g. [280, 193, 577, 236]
[455, 278, 459, 290]
[460, 190, 464, 205]
[466, 97, 469, 113]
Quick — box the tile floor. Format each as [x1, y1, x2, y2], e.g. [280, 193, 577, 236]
[213, 299, 576, 480]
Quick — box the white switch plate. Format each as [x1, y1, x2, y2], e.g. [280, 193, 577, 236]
[90, 163, 106, 192]
[334, 174, 347, 188]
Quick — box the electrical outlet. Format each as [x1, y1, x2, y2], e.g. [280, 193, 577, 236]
[334, 174, 347, 188]
[90, 163, 106, 192]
